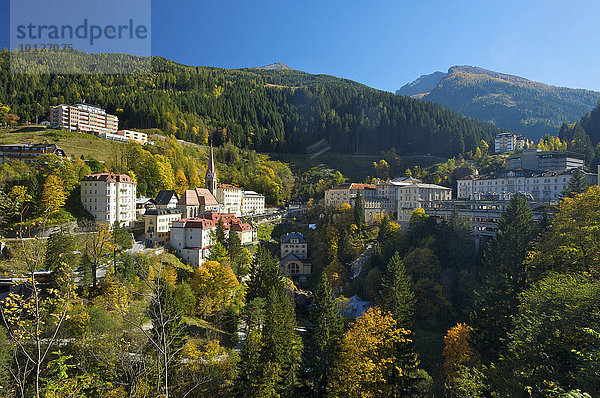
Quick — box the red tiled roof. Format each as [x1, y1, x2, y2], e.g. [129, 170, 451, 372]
[177, 188, 219, 206]
[218, 183, 241, 190]
[175, 212, 252, 232]
[195, 188, 219, 206]
[330, 183, 375, 190]
[81, 173, 136, 184]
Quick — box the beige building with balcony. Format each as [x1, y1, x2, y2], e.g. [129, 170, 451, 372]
[117, 130, 148, 145]
[324, 178, 450, 225]
[50, 104, 118, 135]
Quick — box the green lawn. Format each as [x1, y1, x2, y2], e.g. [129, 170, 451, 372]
[0, 126, 127, 164]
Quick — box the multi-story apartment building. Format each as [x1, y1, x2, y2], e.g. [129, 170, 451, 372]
[505, 149, 585, 171]
[494, 132, 533, 154]
[216, 184, 242, 216]
[170, 212, 254, 267]
[80, 173, 137, 227]
[324, 178, 451, 225]
[241, 190, 266, 215]
[395, 183, 453, 225]
[0, 143, 66, 164]
[50, 104, 118, 135]
[144, 208, 183, 247]
[117, 130, 148, 145]
[425, 199, 548, 249]
[325, 183, 376, 208]
[495, 132, 516, 153]
[457, 168, 597, 203]
[279, 232, 311, 282]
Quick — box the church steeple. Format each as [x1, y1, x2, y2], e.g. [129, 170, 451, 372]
[206, 139, 217, 194]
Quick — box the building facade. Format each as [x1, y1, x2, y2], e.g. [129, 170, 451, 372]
[494, 132, 534, 154]
[324, 179, 451, 225]
[0, 143, 66, 164]
[117, 130, 148, 145]
[457, 169, 597, 203]
[154, 190, 179, 209]
[177, 188, 220, 218]
[324, 183, 376, 208]
[279, 232, 311, 282]
[170, 212, 254, 267]
[144, 208, 183, 247]
[216, 184, 242, 216]
[80, 173, 137, 227]
[241, 190, 266, 215]
[505, 149, 585, 171]
[50, 104, 118, 135]
[395, 183, 453, 225]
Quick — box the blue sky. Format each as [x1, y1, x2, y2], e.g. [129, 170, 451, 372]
[2, 0, 600, 92]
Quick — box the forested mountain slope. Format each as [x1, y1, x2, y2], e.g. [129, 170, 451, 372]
[0, 51, 499, 158]
[397, 65, 600, 140]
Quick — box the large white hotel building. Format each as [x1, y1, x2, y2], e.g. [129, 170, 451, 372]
[50, 103, 118, 135]
[80, 173, 137, 227]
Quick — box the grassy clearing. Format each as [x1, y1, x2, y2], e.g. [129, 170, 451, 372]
[0, 234, 89, 276]
[0, 126, 126, 164]
[0, 238, 47, 276]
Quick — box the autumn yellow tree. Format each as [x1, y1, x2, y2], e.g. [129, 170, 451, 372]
[328, 307, 424, 397]
[41, 174, 66, 212]
[443, 323, 475, 384]
[526, 185, 600, 280]
[191, 261, 239, 316]
[187, 163, 202, 188]
[175, 169, 188, 194]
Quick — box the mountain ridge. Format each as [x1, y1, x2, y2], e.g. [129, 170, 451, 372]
[396, 65, 600, 139]
[252, 62, 293, 71]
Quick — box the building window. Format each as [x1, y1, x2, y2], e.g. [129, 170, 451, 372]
[288, 263, 300, 274]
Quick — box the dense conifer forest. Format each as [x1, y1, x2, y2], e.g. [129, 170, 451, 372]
[0, 51, 500, 157]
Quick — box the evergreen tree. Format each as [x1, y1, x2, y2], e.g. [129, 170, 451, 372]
[378, 252, 430, 396]
[207, 241, 228, 263]
[110, 221, 133, 270]
[237, 245, 300, 397]
[379, 252, 415, 330]
[472, 194, 535, 362]
[560, 168, 590, 199]
[260, 286, 302, 396]
[246, 245, 282, 303]
[227, 227, 243, 266]
[44, 227, 76, 291]
[377, 214, 392, 243]
[236, 330, 263, 397]
[354, 191, 364, 233]
[214, 219, 228, 248]
[307, 274, 344, 396]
